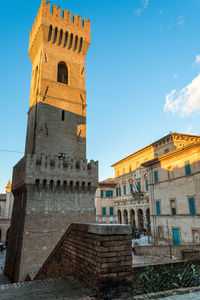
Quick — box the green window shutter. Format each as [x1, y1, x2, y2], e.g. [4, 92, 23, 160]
[116, 188, 118, 197]
[137, 181, 141, 193]
[111, 191, 113, 197]
[119, 187, 121, 196]
[154, 171, 158, 183]
[130, 183, 133, 194]
[188, 197, 196, 215]
[110, 207, 113, 216]
[102, 207, 106, 216]
[106, 190, 109, 197]
[101, 190, 103, 197]
[185, 161, 191, 176]
[156, 201, 160, 215]
[123, 185, 126, 195]
[145, 179, 149, 191]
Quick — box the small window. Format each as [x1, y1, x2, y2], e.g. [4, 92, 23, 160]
[188, 197, 196, 215]
[110, 207, 113, 216]
[145, 179, 148, 192]
[136, 169, 140, 179]
[102, 207, 106, 216]
[137, 181, 141, 193]
[116, 187, 119, 197]
[123, 185, 126, 196]
[158, 226, 164, 239]
[48, 25, 53, 42]
[170, 200, 176, 215]
[154, 170, 158, 183]
[156, 201, 161, 215]
[130, 183, 133, 195]
[53, 27, 58, 44]
[164, 148, 169, 154]
[79, 37, 83, 53]
[62, 110, 65, 121]
[57, 62, 68, 84]
[185, 161, 191, 176]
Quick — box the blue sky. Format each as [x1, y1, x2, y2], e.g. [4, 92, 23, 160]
[0, 0, 200, 192]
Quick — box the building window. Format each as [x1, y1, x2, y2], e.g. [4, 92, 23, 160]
[137, 181, 141, 193]
[61, 110, 65, 121]
[57, 62, 68, 84]
[154, 170, 158, 183]
[129, 166, 132, 172]
[185, 161, 191, 176]
[110, 207, 113, 216]
[164, 148, 169, 154]
[123, 185, 126, 196]
[145, 179, 148, 192]
[158, 226, 164, 239]
[130, 183, 134, 195]
[101, 190, 113, 198]
[170, 200, 176, 215]
[156, 201, 161, 215]
[188, 197, 196, 215]
[136, 169, 140, 179]
[116, 187, 121, 197]
[102, 207, 106, 216]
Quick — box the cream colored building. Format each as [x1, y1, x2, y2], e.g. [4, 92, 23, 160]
[0, 181, 14, 244]
[143, 142, 200, 246]
[95, 179, 116, 223]
[112, 133, 200, 234]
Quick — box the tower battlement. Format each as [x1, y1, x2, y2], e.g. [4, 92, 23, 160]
[12, 154, 98, 191]
[29, 0, 91, 56]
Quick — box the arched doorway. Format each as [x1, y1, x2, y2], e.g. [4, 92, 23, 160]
[146, 208, 151, 234]
[117, 210, 122, 224]
[138, 209, 144, 232]
[123, 210, 128, 224]
[6, 227, 10, 247]
[130, 209, 136, 229]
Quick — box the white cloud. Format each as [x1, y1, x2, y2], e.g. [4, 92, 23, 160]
[195, 54, 200, 65]
[135, 0, 149, 16]
[164, 74, 200, 116]
[177, 15, 184, 26]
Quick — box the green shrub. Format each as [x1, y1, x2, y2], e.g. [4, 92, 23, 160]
[137, 262, 200, 294]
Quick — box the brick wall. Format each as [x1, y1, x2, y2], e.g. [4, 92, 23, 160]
[34, 223, 133, 299]
[135, 244, 200, 260]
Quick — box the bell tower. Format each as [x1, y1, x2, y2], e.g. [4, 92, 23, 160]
[25, 0, 91, 158]
[5, 0, 98, 282]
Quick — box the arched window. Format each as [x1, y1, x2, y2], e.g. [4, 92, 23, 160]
[57, 62, 68, 84]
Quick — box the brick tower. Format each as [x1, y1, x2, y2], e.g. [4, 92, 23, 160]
[4, 0, 98, 282]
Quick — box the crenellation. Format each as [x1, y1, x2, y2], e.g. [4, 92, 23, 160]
[52, 4, 61, 17]
[29, 0, 91, 57]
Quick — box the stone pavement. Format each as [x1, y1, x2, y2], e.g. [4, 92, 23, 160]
[0, 277, 95, 300]
[133, 254, 155, 266]
[156, 291, 200, 299]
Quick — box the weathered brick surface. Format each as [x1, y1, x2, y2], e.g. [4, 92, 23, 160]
[35, 223, 133, 299]
[135, 244, 200, 261]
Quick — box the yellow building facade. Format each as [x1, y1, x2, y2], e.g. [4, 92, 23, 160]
[112, 133, 200, 234]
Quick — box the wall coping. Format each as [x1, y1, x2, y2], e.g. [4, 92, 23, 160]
[88, 223, 132, 235]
